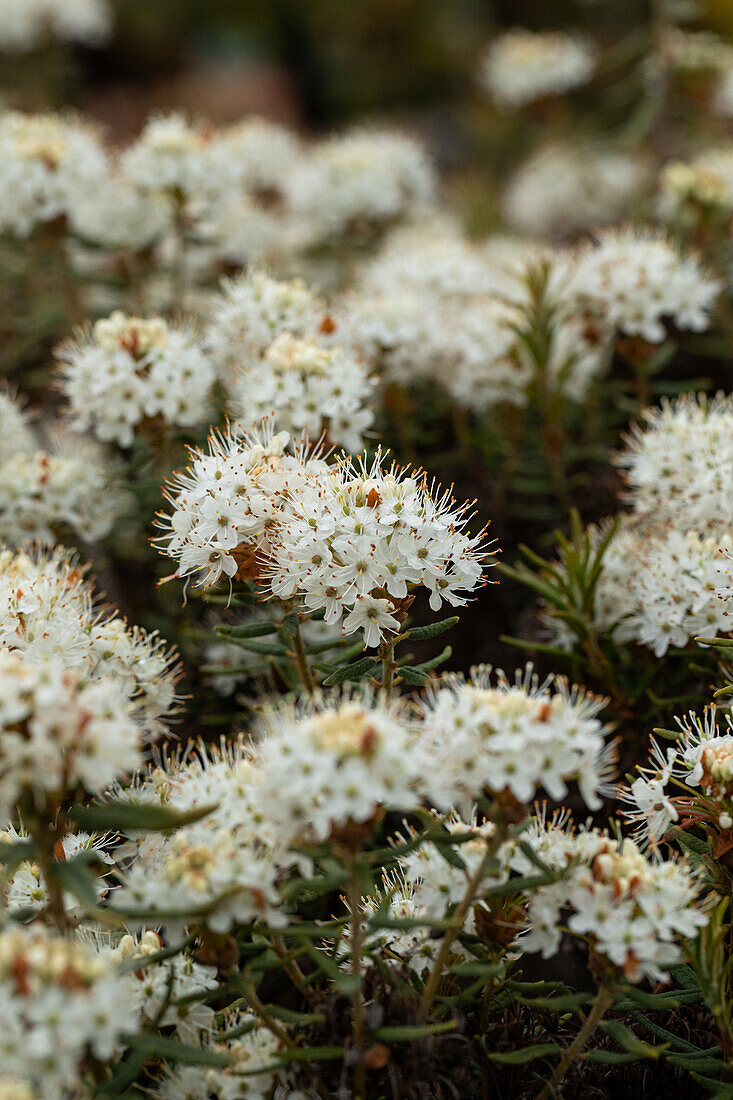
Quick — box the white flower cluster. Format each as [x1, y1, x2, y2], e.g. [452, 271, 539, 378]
[0, 391, 36, 457]
[269, 453, 490, 647]
[545, 519, 730, 657]
[419, 665, 615, 810]
[211, 117, 299, 203]
[340, 813, 507, 978]
[360, 223, 504, 300]
[568, 228, 720, 343]
[616, 392, 733, 529]
[0, 392, 126, 546]
[69, 169, 169, 253]
[479, 29, 594, 108]
[284, 128, 436, 246]
[0, 0, 111, 51]
[714, 67, 733, 117]
[662, 27, 733, 75]
[503, 144, 648, 238]
[343, 228, 608, 405]
[57, 310, 215, 446]
[623, 708, 733, 848]
[159, 426, 490, 645]
[340, 226, 512, 394]
[0, 648, 142, 816]
[512, 814, 706, 982]
[227, 332, 375, 451]
[116, 820, 284, 935]
[1, 829, 113, 916]
[111, 738, 290, 933]
[251, 693, 424, 844]
[426, 296, 533, 412]
[205, 270, 329, 382]
[0, 546, 180, 738]
[121, 114, 217, 201]
[0, 927, 138, 1100]
[157, 423, 328, 590]
[0, 111, 108, 237]
[153, 1010, 284, 1100]
[658, 149, 733, 226]
[109, 930, 218, 1041]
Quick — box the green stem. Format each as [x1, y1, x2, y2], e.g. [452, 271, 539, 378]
[291, 618, 315, 694]
[29, 809, 68, 932]
[380, 639, 395, 697]
[419, 836, 493, 1015]
[347, 867, 367, 1099]
[536, 985, 614, 1100]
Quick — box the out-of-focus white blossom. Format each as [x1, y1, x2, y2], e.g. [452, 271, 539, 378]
[122, 114, 216, 200]
[206, 270, 329, 383]
[0, 926, 138, 1100]
[0, 418, 127, 546]
[568, 228, 720, 343]
[284, 128, 436, 246]
[152, 1009, 284, 1100]
[503, 144, 648, 238]
[658, 151, 733, 226]
[0, 0, 112, 51]
[211, 117, 300, 201]
[479, 29, 594, 108]
[0, 649, 143, 817]
[252, 692, 424, 844]
[0, 392, 36, 460]
[228, 333, 375, 450]
[361, 224, 502, 300]
[57, 310, 215, 446]
[547, 518, 731, 657]
[0, 111, 108, 237]
[0, 545, 180, 738]
[69, 171, 170, 253]
[616, 392, 733, 529]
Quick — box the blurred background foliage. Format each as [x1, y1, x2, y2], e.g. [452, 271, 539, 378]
[19, 0, 707, 129]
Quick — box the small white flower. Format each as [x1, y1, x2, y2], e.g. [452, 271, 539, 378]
[479, 29, 594, 108]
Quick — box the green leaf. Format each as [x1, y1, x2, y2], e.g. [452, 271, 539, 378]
[629, 1011, 705, 1053]
[403, 617, 459, 641]
[447, 960, 505, 978]
[400, 645, 452, 683]
[374, 1020, 459, 1041]
[334, 972, 362, 994]
[218, 635, 289, 656]
[0, 839, 36, 871]
[123, 1033, 232, 1067]
[399, 665, 430, 685]
[675, 831, 709, 856]
[70, 800, 217, 834]
[653, 727, 683, 741]
[582, 1050, 639, 1065]
[280, 1046, 344, 1062]
[322, 657, 378, 686]
[488, 1043, 560, 1064]
[278, 613, 301, 640]
[516, 992, 592, 1012]
[601, 1020, 666, 1058]
[49, 853, 99, 907]
[215, 621, 277, 638]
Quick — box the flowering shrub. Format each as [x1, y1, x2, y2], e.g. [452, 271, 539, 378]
[6, 3, 733, 1097]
